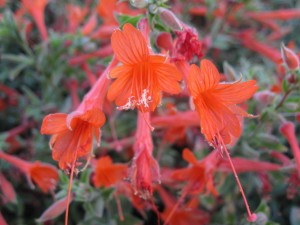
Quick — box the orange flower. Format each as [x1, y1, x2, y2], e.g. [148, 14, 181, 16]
[171, 149, 219, 197]
[93, 156, 127, 188]
[188, 59, 258, 222]
[41, 57, 118, 171]
[41, 57, 118, 225]
[107, 23, 182, 112]
[0, 151, 58, 193]
[41, 109, 105, 171]
[188, 59, 258, 145]
[158, 186, 210, 225]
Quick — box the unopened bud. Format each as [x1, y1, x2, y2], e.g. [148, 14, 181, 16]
[158, 7, 183, 31]
[36, 196, 73, 223]
[254, 90, 276, 105]
[281, 43, 299, 70]
[129, 0, 148, 8]
[279, 121, 294, 139]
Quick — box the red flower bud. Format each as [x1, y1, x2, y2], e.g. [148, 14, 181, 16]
[158, 7, 183, 31]
[281, 43, 299, 70]
[280, 121, 300, 178]
[254, 90, 276, 105]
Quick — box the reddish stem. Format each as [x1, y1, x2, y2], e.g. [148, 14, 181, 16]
[114, 192, 124, 221]
[64, 150, 78, 225]
[219, 138, 256, 222]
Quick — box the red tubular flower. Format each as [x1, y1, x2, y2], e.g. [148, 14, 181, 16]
[0, 151, 58, 193]
[237, 30, 281, 65]
[0, 172, 17, 204]
[172, 149, 219, 197]
[280, 121, 300, 178]
[127, 112, 160, 199]
[107, 23, 182, 112]
[66, 4, 88, 33]
[219, 157, 281, 173]
[92, 156, 127, 188]
[247, 9, 300, 21]
[163, 149, 218, 225]
[188, 59, 258, 222]
[22, 0, 48, 41]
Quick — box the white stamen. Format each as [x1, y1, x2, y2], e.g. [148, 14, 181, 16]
[117, 89, 153, 110]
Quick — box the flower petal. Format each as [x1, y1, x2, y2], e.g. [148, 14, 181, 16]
[111, 23, 149, 65]
[107, 73, 132, 103]
[188, 64, 202, 97]
[40, 113, 68, 134]
[109, 65, 132, 78]
[214, 80, 258, 104]
[182, 148, 198, 165]
[199, 59, 220, 91]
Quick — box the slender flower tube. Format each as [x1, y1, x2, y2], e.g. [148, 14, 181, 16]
[280, 121, 300, 178]
[128, 112, 160, 199]
[22, 0, 48, 41]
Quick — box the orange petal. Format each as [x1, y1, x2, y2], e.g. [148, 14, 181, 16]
[30, 162, 59, 193]
[182, 148, 198, 165]
[110, 65, 132, 78]
[214, 80, 258, 104]
[67, 108, 106, 129]
[157, 66, 181, 94]
[107, 73, 132, 103]
[199, 59, 220, 91]
[111, 23, 149, 65]
[188, 64, 202, 97]
[93, 156, 127, 187]
[155, 60, 182, 81]
[40, 113, 68, 134]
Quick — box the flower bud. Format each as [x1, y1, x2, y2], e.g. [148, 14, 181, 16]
[281, 43, 299, 70]
[129, 0, 148, 8]
[158, 7, 183, 31]
[254, 90, 276, 105]
[36, 196, 72, 223]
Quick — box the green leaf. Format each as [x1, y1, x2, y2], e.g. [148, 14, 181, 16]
[282, 79, 288, 93]
[116, 14, 144, 28]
